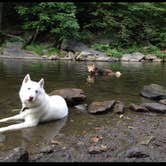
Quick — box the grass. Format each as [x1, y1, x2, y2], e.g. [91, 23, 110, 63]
[91, 43, 166, 59]
[25, 43, 60, 56]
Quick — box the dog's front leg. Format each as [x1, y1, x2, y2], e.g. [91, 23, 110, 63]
[0, 114, 23, 123]
[0, 121, 38, 133]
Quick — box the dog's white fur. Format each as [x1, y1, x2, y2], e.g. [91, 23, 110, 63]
[0, 74, 68, 133]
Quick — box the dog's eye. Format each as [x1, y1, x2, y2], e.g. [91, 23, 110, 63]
[35, 90, 38, 93]
[28, 88, 31, 90]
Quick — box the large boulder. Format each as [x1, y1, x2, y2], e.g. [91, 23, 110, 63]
[2, 42, 41, 59]
[141, 102, 166, 113]
[121, 52, 145, 62]
[49, 88, 86, 106]
[61, 39, 108, 59]
[88, 100, 116, 114]
[140, 84, 166, 100]
[61, 39, 89, 53]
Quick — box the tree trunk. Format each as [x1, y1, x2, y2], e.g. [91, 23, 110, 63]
[0, 3, 3, 31]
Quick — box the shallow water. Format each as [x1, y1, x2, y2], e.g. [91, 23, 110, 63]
[0, 58, 165, 156]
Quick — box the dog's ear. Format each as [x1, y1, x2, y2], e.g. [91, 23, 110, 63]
[39, 78, 44, 88]
[23, 74, 31, 84]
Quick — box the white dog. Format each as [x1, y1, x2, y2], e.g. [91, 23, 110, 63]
[0, 74, 68, 133]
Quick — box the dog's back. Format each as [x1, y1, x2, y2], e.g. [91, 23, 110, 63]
[87, 64, 113, 76]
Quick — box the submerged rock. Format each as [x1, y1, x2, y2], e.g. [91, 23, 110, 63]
[50, 88, 86, 106]
[141, 102, 166, 113]
[74, 103, 88, 112]
[140, 84, 166, 100]
[88, 100, 116, 114]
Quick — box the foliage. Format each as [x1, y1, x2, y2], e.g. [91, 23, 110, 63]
[91, 43, 166, 58]
[76, 2, 166, 48]
[15, 2, 80, 44]
[1, 2, 166, 51]
[25, 43, 60, 56]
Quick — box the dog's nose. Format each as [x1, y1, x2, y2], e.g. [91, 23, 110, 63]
[28, 96, 33, 102]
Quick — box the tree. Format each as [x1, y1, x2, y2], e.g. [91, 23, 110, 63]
[0, 3, 3, 31]
[16, 2, 80, 46]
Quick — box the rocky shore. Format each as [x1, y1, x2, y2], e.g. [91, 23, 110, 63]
[0, 41, 164, 62]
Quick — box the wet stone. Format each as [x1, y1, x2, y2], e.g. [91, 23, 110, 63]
[159, 99, 166, 105]
[88, 145, 108, 154]
[141, 102, 166, 113]
[74, 103, 88, 112]
[126, 147, 149, 158]
[129, 103, 149, 112]
[40, 145, 54, 154]
[140, 84, 166, 100]
[1, 147, 29, 162]
[50, 88, 86, 106]
[0, 134, 6, 143]
[88, 100, 116, 114]
[113, 101, 125, 114]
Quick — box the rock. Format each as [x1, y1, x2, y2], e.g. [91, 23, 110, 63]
[74, 103, 88, 112]
[88, 145, 108, 154]
[141, 102, 166, 113]
[0, 134, 6, 143]
[2, 42, 41, 59]
[144, 54, 162, 62]
[95, 56, 118, 62]
[49, 88, 86, 106]
[121, 52, 145, 62]
[113, 101, 125, 114]
[61, 39, 107, 56]
[140, 84, 166, 100]
[41, 55, 48, 59]
[159, 99, 166, 105]
[129, 103, 149, 112]
[40, 145, 54, 154]
[75, 50, 110, 61]
[126, 146, 149, 158]
[88, 100, 116, 114]
[48, 55, 59, 60]
[1, 147, 29, 162]
[61, 39, 89, 53]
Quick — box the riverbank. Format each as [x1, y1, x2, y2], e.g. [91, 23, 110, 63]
[0, 41, 165, 62]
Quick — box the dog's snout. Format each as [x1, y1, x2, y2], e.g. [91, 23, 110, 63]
[28, 96, 34, 102]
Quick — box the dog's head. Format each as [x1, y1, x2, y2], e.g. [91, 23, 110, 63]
[19, 74, 45, 108]
[87, 64, 96, 73]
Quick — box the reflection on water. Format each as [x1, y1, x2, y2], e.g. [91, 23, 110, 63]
[0, 58, 165, 155]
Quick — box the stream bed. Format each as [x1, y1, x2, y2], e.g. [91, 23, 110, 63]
[0, 58, 165, 162]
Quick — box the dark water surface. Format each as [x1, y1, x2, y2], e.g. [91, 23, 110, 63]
[0, 58, 165, 156]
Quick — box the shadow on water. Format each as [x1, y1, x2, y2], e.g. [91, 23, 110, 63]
[0, 58, 165, 156]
